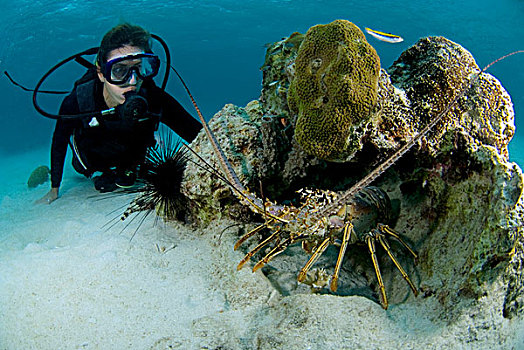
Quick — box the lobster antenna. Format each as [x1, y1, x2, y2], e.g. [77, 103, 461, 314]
[183, 143, 244, 198]
[320, 50, 524, 217]
[171, 65, 291, 224]
[169, 65, 246, 194]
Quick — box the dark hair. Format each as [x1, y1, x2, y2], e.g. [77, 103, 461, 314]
[97, 23, 152, 67]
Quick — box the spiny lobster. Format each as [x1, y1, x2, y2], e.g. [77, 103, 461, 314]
[122, 49, 521, 309]
[173, 51, 522, 309]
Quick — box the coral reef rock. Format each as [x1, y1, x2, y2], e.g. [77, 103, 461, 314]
[27, 165, 50, 188]
[287, 20, 381, 161]
[183, 102, 266, 225]
[182, 23, 523, 331]
[388, 36, 515, 157]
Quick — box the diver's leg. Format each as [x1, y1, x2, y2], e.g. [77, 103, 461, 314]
[114, 167, 137, 188]
[71, 134, 123, 192]
[114, 146, 147, 188]
[71, 154, 93, 178]
[69, 135, 93, 178]
[86, 150, 118, 192]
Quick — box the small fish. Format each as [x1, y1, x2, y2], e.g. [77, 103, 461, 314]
[365, 27, 404, 43]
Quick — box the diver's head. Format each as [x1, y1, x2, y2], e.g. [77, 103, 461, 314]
[96, 23, 153, 69]
[96, 23, 159, 108]
[97, 45, 149, 107]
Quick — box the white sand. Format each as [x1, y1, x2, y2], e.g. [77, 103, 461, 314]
[0, 150, 230, 349]
[1, 149, 524, 349]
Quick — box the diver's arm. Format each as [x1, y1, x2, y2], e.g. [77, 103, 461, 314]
[154, 87, 202, 143]
[35, 187, 58, 205]
[50, 118, 75, 188]
[35, 119, 68, 205]
[37, 94, 79, 204]
[51, 95, 80, 188]
[37, 118, 74, 204]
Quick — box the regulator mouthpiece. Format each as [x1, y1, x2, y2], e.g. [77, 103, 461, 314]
[118, 91, 148, 121]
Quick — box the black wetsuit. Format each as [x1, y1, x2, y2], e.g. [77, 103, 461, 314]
[50, 69, 202, 188]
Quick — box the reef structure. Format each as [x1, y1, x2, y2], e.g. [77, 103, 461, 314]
[27, 165, 50, 188]
[181, 22, 523, 318]
[287, 20, 381, 161]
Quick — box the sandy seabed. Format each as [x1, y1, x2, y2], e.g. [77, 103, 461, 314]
[1, 148, 524, 350]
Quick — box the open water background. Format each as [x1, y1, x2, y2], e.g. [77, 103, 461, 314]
[0, 0, 523, 164]
[0, 3, 522, 347]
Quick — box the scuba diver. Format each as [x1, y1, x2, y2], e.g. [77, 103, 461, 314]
[35, 23, 202, 204]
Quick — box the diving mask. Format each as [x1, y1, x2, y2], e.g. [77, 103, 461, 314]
[102, 53, 160, 85]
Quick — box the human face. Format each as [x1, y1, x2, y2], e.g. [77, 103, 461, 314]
[102, 53, 159, 85]
[97, 45, 144, 108]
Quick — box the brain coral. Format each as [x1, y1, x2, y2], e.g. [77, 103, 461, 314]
[287, 20, 381, 161]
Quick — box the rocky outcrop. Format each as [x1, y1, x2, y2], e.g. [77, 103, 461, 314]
[287, 20, 381, 161]
[181, 24, 523, 320]
[27, 165, 50, 188]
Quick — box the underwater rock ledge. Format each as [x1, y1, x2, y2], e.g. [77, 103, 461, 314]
[181, 27, 523, 323]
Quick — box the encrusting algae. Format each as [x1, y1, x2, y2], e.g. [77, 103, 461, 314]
[27, 165, 50, 188]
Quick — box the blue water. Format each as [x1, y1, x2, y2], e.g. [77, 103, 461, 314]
[0, 0, 523, 164]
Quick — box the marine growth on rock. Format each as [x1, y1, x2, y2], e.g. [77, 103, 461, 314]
[182, 28, 523, 316]
[27, 165, 50, 188]
[287, 19, 381, 161]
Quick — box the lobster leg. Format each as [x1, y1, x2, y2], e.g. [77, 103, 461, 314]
[234, 221, 273, 251]
[366, 235, 388, 309]
[377, 234, 418, 296]
[330, 222, 353, 292]
[253, 236, 296, 272]
[297, 237, 331, 282]
[379, 224, 418, 259]
[237, 228, 282, 270]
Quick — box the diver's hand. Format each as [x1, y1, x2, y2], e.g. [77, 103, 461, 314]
[35, 187, 59, 205]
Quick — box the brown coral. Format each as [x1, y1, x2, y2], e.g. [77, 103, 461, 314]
[287, 20, 381, 161]
[388, 36, 515, 158]
[27, 165, 50, 188]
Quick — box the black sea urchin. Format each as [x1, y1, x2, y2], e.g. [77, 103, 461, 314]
[119, 132, 189, 230]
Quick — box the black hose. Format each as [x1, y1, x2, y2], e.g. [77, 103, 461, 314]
[21, 34, 171, 120]
[32, 47, 99, 120]
[151, 33, 171, 90]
